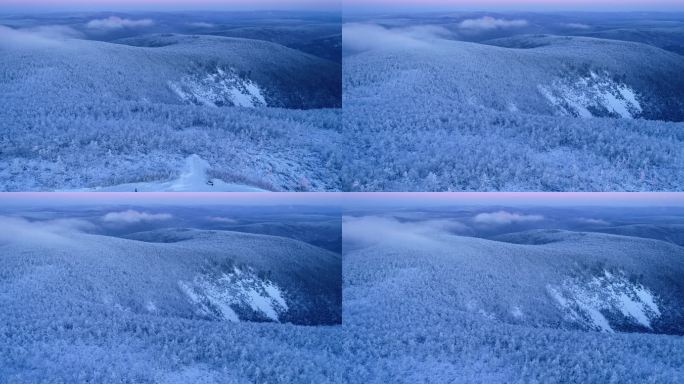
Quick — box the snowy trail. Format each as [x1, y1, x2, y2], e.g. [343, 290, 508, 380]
[66, 155, 266, 192]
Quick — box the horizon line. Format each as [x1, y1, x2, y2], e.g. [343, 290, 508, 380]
[1, 193, 682, 208]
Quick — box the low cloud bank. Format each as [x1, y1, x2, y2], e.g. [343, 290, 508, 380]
[473, 211, 544, 225]
[207, 216, 238, 224]
[0, 216, 94, 244]
[343, 215, 467, 247]
[0, 25, 82, 47]
[87, 17, 154, 30]
[188, 22, 215, 28]
[459, 17, 528, 31]
[343, 23, 451, 53]
[577, 218, 610, 225]
[103, 210, 172, 224]
[561, 23, 591, 30]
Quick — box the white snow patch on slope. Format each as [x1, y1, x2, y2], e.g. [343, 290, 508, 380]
[145, 301, 158, 313]
[69, 154, 265, 192]
[539, 71, 642, 119]
[548, 269, 661, 333]
[169, 66, 266, 108]
[510, 306, 524, 319]
[179, 266, 289, 323]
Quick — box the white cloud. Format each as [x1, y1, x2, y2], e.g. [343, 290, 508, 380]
[577, 218, 610, 225]
[0, 24, 82, 48]
[0, 216, 94, 245]
[561, 23, 591, 30]
[87, 17, 155, 30]
[473, 211, 544, 225]
[343, 215, 468, 248]
[188, 22, 215, 28]
[208, 216, 238, 224]
[343, 23, 451, 53]
[103, 210, 172, 224]
[459, 17, 528, 31]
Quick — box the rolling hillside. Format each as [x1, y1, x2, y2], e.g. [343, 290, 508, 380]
[2, 33, 340, 109]
[342, 220, 684, 382]
[0, 224, 343, 382]
[342, 30, 684, 191]
[0, 31, 342, 191]
[0, 227, 341, 325]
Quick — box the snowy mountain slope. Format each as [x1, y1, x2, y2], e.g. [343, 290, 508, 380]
[342, 32, 684, 191]
[596, 224, 684, 246]
[349, 229, 684, 334]
[0, 31, 342, 191]
[0, 200, 345, 383]
[578, 26, 684, 56]
[116, 33, 341, 109]
[0, 97, 341, 192]
[342, 97, 683, 191]
[126, 228, 342, 311]
[342, 220, 684, 382]
[208, 23, 342, 63]
[168, 66, 267, 108]
[497, 222, 684, 247]
[538, 69, 642, 119]
[1, 33, 340, 109]
[346, 34, 684, 121]
[0, 227, 341, 326]
[485, 35, 684, 121]
[214, 220, 342, 253]
[67, 154, 266, 192]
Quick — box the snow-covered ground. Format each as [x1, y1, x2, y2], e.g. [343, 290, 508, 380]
[548, 269, 662, 332]
[0, 100, 341, 191]
[340, 208, 684, 382]
[342, 27, 684, 191]
[2, 198, 684, 382]
[169, 66, 268, 108]
[68, 155, 266, 192]
[0, 203, 342, 383]
[539, 71, 643, 119]
[0, 31, 341, 191]
[178, 266, 289, 323]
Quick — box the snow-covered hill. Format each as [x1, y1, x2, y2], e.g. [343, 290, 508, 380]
[2, 33, 340, 109]
[342, 217, 684, 382]
[0, 226, 341, 326]
[346, 34, 683, 121]
[596, 224, 684, 246]
[0, 30, 342, 191]
[342, 29, 684, 191]
[0, 201, 344, 383]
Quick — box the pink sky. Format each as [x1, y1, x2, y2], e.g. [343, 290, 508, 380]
[344, 0, 684, 11]
[345, 192, 684, 207]
[0, 0, 340, 11]
[1, 0, 678, 12]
